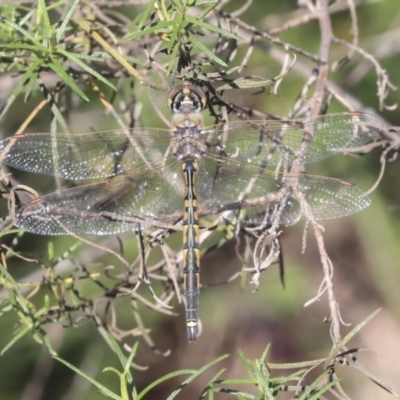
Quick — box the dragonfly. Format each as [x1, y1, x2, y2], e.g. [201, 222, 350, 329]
[0, 82, 380, 340]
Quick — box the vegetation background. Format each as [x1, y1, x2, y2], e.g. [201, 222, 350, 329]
[0, 0, 399, 399]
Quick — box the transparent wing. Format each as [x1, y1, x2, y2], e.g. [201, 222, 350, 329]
[4, 112, 375, 235]
[0, 128, 173, 180]
[13, 154, 371, 236]
[196, 155, 371, 226]
[206, 112, 381, 167]
[14, 163, 185, 235]
[0, 112, 381, 180]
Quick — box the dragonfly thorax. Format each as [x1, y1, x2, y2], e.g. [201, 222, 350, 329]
[170, 83, 207, 161]
[172, 123, 206, 161]
[171, 109, 203, 129]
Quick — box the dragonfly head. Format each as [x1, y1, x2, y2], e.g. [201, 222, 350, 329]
[168, 82, 207, 115]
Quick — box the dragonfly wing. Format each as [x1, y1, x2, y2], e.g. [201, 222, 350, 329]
[196, 155, 371, 226]
[0, 113, 381, 179]
[299, 112, 382, 163]
[14, 163, 184, 235]
[0, 129, 172, 180]
[204, 112, 381, 167]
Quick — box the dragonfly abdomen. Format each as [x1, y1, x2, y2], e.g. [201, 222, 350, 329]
[182, 159, 201, 341]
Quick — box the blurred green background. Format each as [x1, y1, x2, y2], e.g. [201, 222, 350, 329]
[0, 1, 400, 399]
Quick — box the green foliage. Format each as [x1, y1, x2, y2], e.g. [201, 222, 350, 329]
[51, 341, 343, 399]
[124, 0, 242, 72]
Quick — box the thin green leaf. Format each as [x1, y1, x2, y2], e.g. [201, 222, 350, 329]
[123, 342, 139, 381]
[58, 48, 116, 91]
[190, 35, 227, 67]
[0, 303, 13, 319]
[106, 328, 132, 363]
[102, 366, 130, 400]
[324, 308, 381, 369]
[216, 78, 275, 91]
[56, 0, 80, 41]
[18, 7, 37, 27]
[165, 354, 230, 400]
[45, 0, 69, 12]
[237, 349, 257, 381]
[1, 322, 30, 356]
[103, 367, 121, 375]
[45, 94, 70, 133]
[132, 0, 157, 30]
[3, 18, 45, 49]
[124, 20, 173, 40]
[260, 344, 272, 364]
[185, 17, 244, 41]
[166, 19, 181, 53]
[170, 0, 185, 12]
[298, 372, 338, 400]
[105, 329, 130, 371]
[37, 0, 52, 46]
[42, 333, 58, 357]
[0, 43, 49, 51]
[341, 308, 381, 345]
[155, 0, 170, 21]
[307, 381, 338, 399]
[120, 383, 130, 400]
[218, 378, 254, 385]
[268, 358, 323, 369]
[24, 59, 42, 101]
[96, 325, 146, 371]
[118, 367, 130, 400]
[216, 55, 296, 91]
[48, 56, 88, 101]
[136, 370, 196, 400]
[122, 344, 138, 399]
[0, 261, 17, 286]
[68, 51, 111, 62]
[165, 38, 180, 75]
[0, 62, 39, 121]
[54, 356, 123, 400]
[193, 0, 219, 5]
[199, 368, 226, 399]
[195, 0, 219, 20]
